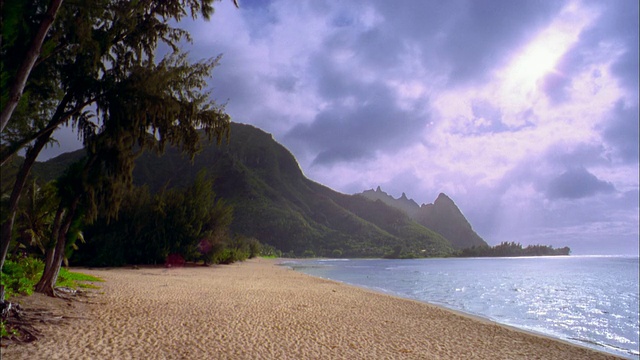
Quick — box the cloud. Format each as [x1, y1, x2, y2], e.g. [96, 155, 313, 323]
[371, 0, 566, 86]
[541, 0, 639, 104]
[545, 167, 615, 199]
[543, 142, 611, 168]
[585, 0, 639, 99]
[601, 100, 639, 163]
[286, 79, 430, 166]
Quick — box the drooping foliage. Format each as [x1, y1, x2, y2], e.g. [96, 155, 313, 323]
[0, 0, 232, 292]
[74, 170, 254, 266]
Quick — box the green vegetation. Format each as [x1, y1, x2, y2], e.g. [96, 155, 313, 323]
[1, 321, 18, 338]
[73, 170, 262, 267]
[27, 123, 460, 260]
[458, 242, 571, 257]
[0, 256, 103, 339]
[0, 257, 43, 298]
[1, 0, 231, 296]
[123, 123, 456, 258]
[56, 268, 103, 290]
[0, 257, 102, 300]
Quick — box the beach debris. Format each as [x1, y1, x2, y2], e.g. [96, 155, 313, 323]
[1, 302, 43, 344]
[56, 287, 77, 296]
[1, 287, 96, 347]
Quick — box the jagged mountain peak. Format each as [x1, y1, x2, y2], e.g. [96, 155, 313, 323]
[361, 188, 488, 250]
[360, 186, 420, 218]
[415, 193, 487, 249]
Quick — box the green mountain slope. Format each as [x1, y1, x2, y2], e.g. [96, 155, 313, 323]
[131, 123, 453, 257]
[358, 187, 488, 249]
[31, 123, 454, 257]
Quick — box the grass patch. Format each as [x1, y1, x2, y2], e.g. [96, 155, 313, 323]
[1, 257, 104, 300]
[56, 267, 104, 289]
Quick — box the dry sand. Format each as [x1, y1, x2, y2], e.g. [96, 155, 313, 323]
[1, 258, 623, 359]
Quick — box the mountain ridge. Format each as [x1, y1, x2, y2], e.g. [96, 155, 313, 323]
[32, 123, 456, 258]
[358, 187, 488, 249]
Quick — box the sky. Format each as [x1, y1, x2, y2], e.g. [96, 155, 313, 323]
[45, 0, 638, 255]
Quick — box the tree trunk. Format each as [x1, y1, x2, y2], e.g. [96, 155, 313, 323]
[34, 242, 64, 297]
[35, 197, 78, 296]
[0, 0, 64, 133]
[43, 207, 65, 272]
[0, 129, 53, 272]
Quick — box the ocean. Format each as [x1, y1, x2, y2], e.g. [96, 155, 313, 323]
[284, 256, 639, 359]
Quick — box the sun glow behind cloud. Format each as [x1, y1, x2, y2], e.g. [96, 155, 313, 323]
[501, 2, 597, 99]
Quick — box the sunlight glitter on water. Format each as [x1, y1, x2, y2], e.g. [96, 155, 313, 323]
[290, 256, 640, 359]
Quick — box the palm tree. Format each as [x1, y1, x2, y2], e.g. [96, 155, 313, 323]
[15, 180, 58, 256]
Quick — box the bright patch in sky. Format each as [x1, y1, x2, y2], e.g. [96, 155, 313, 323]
[503, 2, 595, 94]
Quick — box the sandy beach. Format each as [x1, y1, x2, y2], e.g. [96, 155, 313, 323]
[1, 258, 622, 359]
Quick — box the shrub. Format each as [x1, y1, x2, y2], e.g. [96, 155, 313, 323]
[247, 238, 261, 259]
[0, 257, 44, 298]
[1, 256, 104, 300]
[260, 244, 282, 258]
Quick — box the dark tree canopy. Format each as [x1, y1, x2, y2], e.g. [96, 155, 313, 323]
[0, 0, 232, 292]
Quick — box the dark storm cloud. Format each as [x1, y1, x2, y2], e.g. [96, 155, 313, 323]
[544, 142, 611, 168]
[371, 0, 565, 85]
[495, 143, 616, 200]
[545, 167, 615, 199]
[286, 81, 428, 165]
[283, 30, 431, 166]
[352, 28, 405, 69]
[438, 0, 565, 85]
[587, 0, 639, 97]
[601, 100, 640, 163]
[272, 74, 299, 93]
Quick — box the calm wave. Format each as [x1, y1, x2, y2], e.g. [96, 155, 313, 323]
[285, 256, 640, 359]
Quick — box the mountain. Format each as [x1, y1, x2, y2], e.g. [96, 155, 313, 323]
[359, 187, 420, 218]
[358, 188, 488, 249]
[32, 123, 454, 258]
[414, 193, 487, 249]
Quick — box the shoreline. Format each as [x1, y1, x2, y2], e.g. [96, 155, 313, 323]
[279, 259, 631, 359]
[2, 258, 624, 359]
[283, 256, 638, 359]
